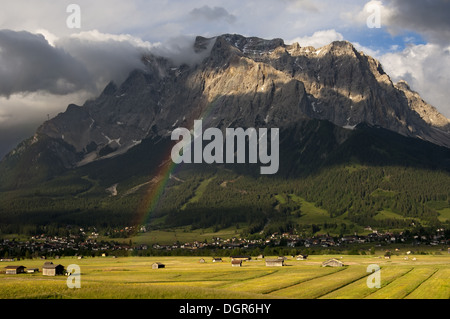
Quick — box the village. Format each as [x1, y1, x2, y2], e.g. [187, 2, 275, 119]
[1, 225, 448, 261]
[1, 226, 449, 280]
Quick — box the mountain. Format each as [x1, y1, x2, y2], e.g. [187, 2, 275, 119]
[0, 34, 449, 236]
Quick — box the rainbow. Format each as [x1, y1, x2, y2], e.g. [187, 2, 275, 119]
[134, 157, 177, 227]
[134, 98, 221, 227]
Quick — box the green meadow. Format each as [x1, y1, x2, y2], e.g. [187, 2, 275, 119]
[0, 255, 449, 299]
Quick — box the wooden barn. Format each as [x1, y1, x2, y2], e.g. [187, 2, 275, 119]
[4, 266, 26, 274]
[231, 256, 251, 261]
[152, 262, 165, 269]
[265, 258, 284, 267]
[43, 262, 65, 276]
[231, 260, 242, 267]
[322, 259, 344, 267]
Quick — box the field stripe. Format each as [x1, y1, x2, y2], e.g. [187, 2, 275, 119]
[268, 266, 368, 299]
[402, 268, 439, 298]
[219, 267, 343, 295]
[261, 267, 345, 295]
[214, 269, 280, 289]
[367, 267, 438, 299]
[315, 272, 370, 299]
[404, 268, 448, 299]
[321, 266, 413, 299]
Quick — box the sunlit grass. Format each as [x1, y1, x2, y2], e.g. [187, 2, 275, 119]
[1, 255, 448, 299]
[268, 266, 368, 299]
[405, 268, 450, 299]
[321, 266, 412, 299]
[368, 267, 439, 299]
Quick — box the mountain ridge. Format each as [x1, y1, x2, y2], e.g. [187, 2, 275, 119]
[39, 34, 450, 152]
[1, 33, 449, 191]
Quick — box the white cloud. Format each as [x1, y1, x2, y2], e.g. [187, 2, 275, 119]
[287, 29, 344, 48]
[282, 0, 320, 12]
[342, 0, 393, 28]
[189, 5, 236, 23]
[352, 42, 381, 59]
[150, 35, 215, 67]
[380, 43, 450, 118]
[35, 29, 59, 47]
[67, 30, 154, 49]
[55, 30, 156, 91]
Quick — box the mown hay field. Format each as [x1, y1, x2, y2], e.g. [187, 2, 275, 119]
[0, 255, 448, 299]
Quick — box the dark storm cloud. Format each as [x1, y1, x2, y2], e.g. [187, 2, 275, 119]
[55, 34, 149, 91]
[386, 0, 450, 43]
[0, 30, 92, 97]
[189, 5, 237, 24]
[0, 30, 152, 97]
[0, 29, 216, 99]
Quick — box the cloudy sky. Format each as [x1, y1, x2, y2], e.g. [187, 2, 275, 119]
[0, 0, 449, 158]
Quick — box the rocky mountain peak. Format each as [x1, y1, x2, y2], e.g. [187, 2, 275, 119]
[219, 33, 285, 53]
[329, 40, 357, 50]
[3, 33, 450, 176]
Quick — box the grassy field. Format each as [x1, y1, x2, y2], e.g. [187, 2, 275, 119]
[437, 208, 450, 222]
[181, 177, 215, 210]
[0, 254, 448, 299]
[129, 226, 240, 245]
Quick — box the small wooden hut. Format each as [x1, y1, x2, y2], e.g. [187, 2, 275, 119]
[322, 258, 344, 267]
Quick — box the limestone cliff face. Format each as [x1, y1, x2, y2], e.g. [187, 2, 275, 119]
[222, 35, 449, 146]
[28, 34, 450, 167]
[395, 80, 450, 131]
